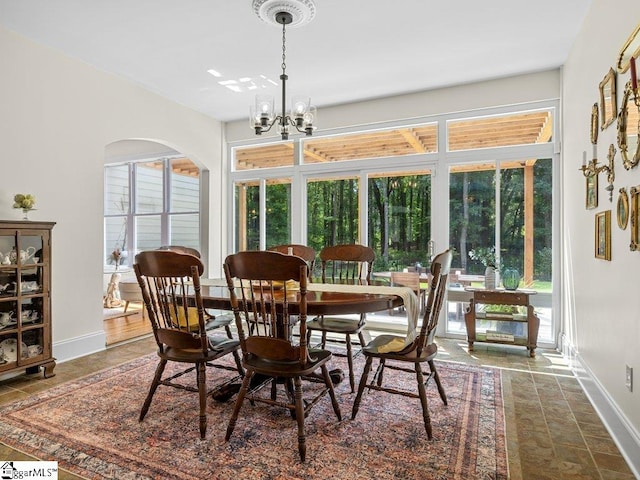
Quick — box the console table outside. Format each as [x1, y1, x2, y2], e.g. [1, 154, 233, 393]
[464, 288, 540, 357]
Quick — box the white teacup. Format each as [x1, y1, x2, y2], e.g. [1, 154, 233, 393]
[27, 344, 43, 357]
[32, 256, 40, 264]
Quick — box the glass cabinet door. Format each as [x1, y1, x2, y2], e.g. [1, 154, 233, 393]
[0, 228, 49, 369]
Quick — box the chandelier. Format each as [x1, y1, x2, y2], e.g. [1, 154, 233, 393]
[250, 0, 317, 140]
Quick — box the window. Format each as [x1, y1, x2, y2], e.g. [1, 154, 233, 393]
[307, 176, 360, 253]
[368, 171, 432, 272]
[104, 157, 201, 265]
[447, 110, 553, 151]
[229, 102, 558, 346]
[302, 124, 437, 164]
[447, 159, 554, 343]
[233, 178, 292, 252]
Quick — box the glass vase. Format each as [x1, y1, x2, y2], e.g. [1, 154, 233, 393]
[502, 268, 520, 290]
[484, 266, 497, 290]
[22, 208, 31, 220]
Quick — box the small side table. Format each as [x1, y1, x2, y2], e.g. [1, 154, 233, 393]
[464, 288, 540, 357]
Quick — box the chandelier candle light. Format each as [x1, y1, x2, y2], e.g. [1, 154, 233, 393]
[251, 0, 317, 140]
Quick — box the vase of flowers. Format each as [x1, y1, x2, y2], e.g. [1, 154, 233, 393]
[13, 194, 36, 220]
[469, 247, 499, 290]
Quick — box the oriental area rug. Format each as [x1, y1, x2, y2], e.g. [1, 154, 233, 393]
[0, 352, 507, 480]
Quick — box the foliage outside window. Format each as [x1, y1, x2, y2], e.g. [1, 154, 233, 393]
[307, 177, 359, 255]
[368, 172, 431, 272]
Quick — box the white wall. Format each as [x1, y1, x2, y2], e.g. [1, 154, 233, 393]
[226, 69, 561, 142]
[562, 0, 640, 466]
[0, 25, 224, 360]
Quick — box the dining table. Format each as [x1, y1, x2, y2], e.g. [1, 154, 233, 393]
[199, 279, 405, 317]
[198, 278, 419, 394]
[199, 278, 422, 353]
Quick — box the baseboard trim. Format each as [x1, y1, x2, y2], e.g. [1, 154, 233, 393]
[53, 331, 106, 364]
[573, 351, 640, 478]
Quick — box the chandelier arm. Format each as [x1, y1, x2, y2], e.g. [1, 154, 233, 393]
[257, 116, 282, 135]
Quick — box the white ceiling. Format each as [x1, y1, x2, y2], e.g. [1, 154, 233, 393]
[0, 0, 592, 123]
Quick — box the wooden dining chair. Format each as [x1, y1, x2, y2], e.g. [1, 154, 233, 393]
[390, 271, 426, 314]
[268, 244, 316, 277]
[134, 250, 243, 439]
[158, 245, 237, 338]
[223, 250, 342, 462]
[306, 243, 375, 392]
[351, 249, 452, 439]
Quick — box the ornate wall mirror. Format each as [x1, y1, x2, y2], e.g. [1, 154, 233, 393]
[590, 102, 599, 144]
[617, 23, 640, 73]
[618, 187, 629, 230]
[599, 68, 617, 130]
[630, 186, 640, 250]
[617, 81, 640, 169]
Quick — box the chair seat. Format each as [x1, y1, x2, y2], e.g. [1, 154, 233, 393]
[204, 313, 234, 330]
[160, 338, 239, 363]
[362, 335, 438, 361]
[244, 348, 332, 377]
[307, 316, 364, 334]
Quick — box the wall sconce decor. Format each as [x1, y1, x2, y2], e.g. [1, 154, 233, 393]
[580, 144, 615, 202]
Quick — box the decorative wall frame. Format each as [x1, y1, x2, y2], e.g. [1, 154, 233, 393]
[617, 80, 640, 170]
[617, 187, 629, 229]
[586, 174, 598, 209]
[617, 22, 640, 73]
[590, 102, 599, 144]
[599, 68, 617, 130]
[595, 210, 611, 260]
[630, 186, 640, 251]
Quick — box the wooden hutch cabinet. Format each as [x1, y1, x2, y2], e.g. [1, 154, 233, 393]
[0, 220, 56, 378]
[464, 288, 540, 357]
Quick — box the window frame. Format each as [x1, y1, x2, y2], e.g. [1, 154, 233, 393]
[227, 100, 560, 347]
[104, 157, 203, 266]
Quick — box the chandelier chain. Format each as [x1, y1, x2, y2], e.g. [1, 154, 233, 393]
[281, 21, 287, 76]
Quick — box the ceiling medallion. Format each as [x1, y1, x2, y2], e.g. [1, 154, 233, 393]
[252, 0, 316, 28]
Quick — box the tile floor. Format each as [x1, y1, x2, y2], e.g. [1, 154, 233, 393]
[0, 335, 636, 479]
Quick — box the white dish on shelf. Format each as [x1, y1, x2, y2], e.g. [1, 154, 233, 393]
[0, 319, 18, 330]
[0, 338, 28, 363]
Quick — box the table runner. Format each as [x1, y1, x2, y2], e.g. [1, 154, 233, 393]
[201, 278, 419, 353]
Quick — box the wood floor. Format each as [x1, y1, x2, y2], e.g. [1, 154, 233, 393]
[103, 305, 152, 346]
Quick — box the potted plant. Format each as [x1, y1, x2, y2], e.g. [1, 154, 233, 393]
[13, 193, 36, 220]
[468, 247, 499, 290]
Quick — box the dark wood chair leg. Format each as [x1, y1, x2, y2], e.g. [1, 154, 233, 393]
[197, 362, 207, 439]
[321, 365, 342, 421]
[293, 376, 306, 462]
[140, 359, 167, 421]
[232, 349, 245, 377]
[415, 363, 433, 439]
[226, 370, 253, 441]
[376, 358, 386, 387]
[428, 359, 448, 405]
[345, 334, 355, 392]
[351, 356, 373, 420]
[224, 324, 233, 339]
